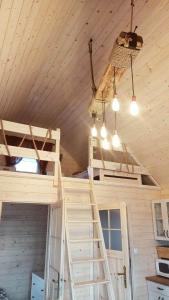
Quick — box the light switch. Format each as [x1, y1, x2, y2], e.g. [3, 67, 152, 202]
[133, 248, 139, 255]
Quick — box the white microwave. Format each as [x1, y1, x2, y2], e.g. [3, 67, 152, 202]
[156, 259, 169, 278]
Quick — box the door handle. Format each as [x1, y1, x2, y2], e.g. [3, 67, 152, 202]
[117, 265, 127, 288]
[52, 272, 60, 299]
[167, 230, 169, 238]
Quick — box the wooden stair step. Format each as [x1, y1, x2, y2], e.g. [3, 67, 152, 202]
[71, 257, 105, 263]
[70, 238, 101, 243]
[74, 279, 109, 288]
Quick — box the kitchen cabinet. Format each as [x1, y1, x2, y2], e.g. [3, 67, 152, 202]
[147, 280, 169, 300]
[152, 201, 169, 241]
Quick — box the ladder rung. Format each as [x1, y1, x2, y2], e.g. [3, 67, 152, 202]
[74, 279, 110, 288]
[67, 220, 99, 223]
[70, 238, 101, 243]
[71, 257, 105, 263]
[66, 202, 96, 207]
[65, 187, 90, 192]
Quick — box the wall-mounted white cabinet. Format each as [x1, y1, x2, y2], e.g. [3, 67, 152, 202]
[152, 201, 169, 240]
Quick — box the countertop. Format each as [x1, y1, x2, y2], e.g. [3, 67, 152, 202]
[146, 275, 169, 286]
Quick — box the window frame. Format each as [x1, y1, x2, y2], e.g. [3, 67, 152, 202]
[99, 208, 122, 252]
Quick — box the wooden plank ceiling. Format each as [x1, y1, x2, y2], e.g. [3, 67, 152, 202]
[0, 0, 168, 188]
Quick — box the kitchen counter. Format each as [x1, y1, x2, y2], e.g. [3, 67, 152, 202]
[146, 275, 169, 286]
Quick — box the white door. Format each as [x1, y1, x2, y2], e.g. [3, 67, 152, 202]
[99, 202, 132, 300]
[45, 202, 65, 300]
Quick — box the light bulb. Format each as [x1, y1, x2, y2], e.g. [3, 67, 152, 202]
[91, 125, 97, 137]
[112, 94, 120, 112]
[130, 96, 139, 116]
[100, 123, 107, 138]
[112, 131, 121, 148]
[102, 138, 110, 150]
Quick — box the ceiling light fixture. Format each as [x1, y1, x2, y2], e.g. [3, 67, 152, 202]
[88, 0, 143, 152]
[130, 54, 139, 116]
[112, 112, 121, 148]
[102, 138, 110, 150]
[100, 100, 108, 139]
[112, 67, 120, 112]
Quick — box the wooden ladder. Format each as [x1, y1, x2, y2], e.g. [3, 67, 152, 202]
[64, 171, 115, 300]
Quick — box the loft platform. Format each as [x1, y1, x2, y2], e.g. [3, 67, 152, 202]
[0, 119, 61, 207]
[89, 137, 159, 187]
[0, 119, 60, 183]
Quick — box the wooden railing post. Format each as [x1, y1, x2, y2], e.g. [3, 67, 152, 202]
[53, 128, 60, 187]
[0, 202, 2, 220]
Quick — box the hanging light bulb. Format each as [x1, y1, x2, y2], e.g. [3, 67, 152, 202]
[112, 94, 120, 112]
[100, 123, 107, 138]
[130, 95, 139, 116]
[130, 55, 139, 116]
[102, 138, 110, 150]
[112, 130, 121, 148]
[100, 99, 108, 138]
[112, 67, 120, 112]
[91, 124, 97, 137]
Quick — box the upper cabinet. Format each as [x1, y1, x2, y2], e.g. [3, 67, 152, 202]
[152, 201, 169, 240]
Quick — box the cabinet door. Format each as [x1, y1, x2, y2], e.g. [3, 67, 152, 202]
[164, 201, 169, 240]
[149, 291, 169, 300]
[153, 202, 166, 240]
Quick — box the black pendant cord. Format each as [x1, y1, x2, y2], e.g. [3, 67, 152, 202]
[113, 67, 117, 96]
[88, 38, 97, 97]
[130, 0, 135, 32]
[130, 54, 135, 96]
[102, 92, 106, 124]
[114, 112, 117, 132]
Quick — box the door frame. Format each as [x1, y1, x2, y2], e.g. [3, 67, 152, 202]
[45, 201, 65, 300]
[98, 201, 132, 300]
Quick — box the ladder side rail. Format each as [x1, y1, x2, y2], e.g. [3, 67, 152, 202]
[60, 165, 76, 300]
[88, 166, 116, 300]
[45, 205, 52, 300]
[65, 209, 76, 300]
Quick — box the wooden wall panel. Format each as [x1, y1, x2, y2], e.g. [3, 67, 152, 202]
[0, 203, 48, 300]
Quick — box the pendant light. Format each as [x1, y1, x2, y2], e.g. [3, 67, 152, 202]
[102, 138, 110, 150]
[129, 1, 139, 117]
[130, 55, 139, 116]
[100, 99, 108, 139]
[91, 112, 97, 137]
[112, 67, 120, 112]
[112, 112, 121, 148]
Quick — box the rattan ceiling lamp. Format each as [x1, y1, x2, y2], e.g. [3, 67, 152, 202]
[89, 0, 143, 149]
